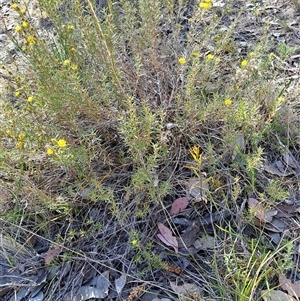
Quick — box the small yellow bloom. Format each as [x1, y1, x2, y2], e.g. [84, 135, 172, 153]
[63, 60, 70, 67]
[27, 96, 34, 103]
[71, 64, 78, 71]
[178, 57, 186, 65]
[15, 25, 22, 32]
[131, 239, 138, 246]
[206, 54, 214, 60]
[249, 52, 255, 58]
[47, 148, 54, 156]
[11, 3, 19, 10]
[67, 25, 74, 30]
[18, 133, 25, 140]
[69, 47, 75, 52]
[192, 52, 199, 58]
[199, 2, 212, 9]
[215, 57, 220, 63]
[241, 59, 248, 67]
[14, 91, 21, 97]
[224, 99, 232, 106]
[6, 130, 12, 137]
[17, 141, 23, 148]
[57, 139, 67, 148]
[278, 97, 285, 103]
[26, 35, 36, 44]
[19, 9, 26, 15]
[269, 52, 275, 58]
[22, 21, 29, 28]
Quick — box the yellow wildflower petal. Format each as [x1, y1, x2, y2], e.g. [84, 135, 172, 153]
[11, 3, 19, 10]
[206, 54, 214, 60]
[17, 141, 23, 148]
[199, 2, 212, 9]
[57, 139, 67, 148]
[224, 99, 232, 106]
[14, 91, 21, 97]
[27, 35, 36, 44]
[27, 96, 34, 103]
[47, 148, 54, 156]
[15, 25, 22, 32]
[178, 57, 186, 65]
[18, 133, 25, 140]
[22, 21, 29, 28]
[241, 59, 248, 67]
[63, 60, 70, 67]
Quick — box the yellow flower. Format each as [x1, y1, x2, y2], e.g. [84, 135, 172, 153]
[178, 57, 186, 65]
[71, 64, 78, 71]
[249, 52, 255, 58]
[192, 52, 199, 58]
[206, 54, 214, 60]
[17, 141, 23, 148]
[69, 47, 75, 52]
[19, 9, 26, 15]
[67, 25, 74, 30]
[14, 91, 21, 97]
[27, 35, 36, 44]
[6, 130, 12, 137]
[15, 25, 22, 32]
[63, 60, 70, 67]
[57, 139, 67, 148]
[199, 2, 212, 9]
[241, 59, 248, 67]
[215, 57, 220, 63]
[224, 99, 232, 106]
[278, 97, 285, 103]
[27, 96, 34, 103]
[11, 3, 19, 10]
[47, 148, 54, 156]
[22, 21, 29, 28]
[131, 239, 138, 246]
[18, 133, 25, 140]
[269, 52, 275, 58]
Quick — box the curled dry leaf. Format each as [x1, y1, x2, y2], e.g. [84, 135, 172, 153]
[157, 222, 178, 253]
[170, 197, 189, 215]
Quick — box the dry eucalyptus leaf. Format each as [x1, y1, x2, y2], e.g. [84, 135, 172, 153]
[115, 272, 126, 294]
[263, 163, 293, 176]
[232, 132, 245, 161]
[157, 222, 178, 253]
[279, 274, 300, 298]
[193, 235, 215, 250]
[186, 177, 209, 203]
[261, 289, 296, 301]
[76, 286, 107, 300]
[170, 197, 189, 215]
[44, 246, 61, 265]
[283, 149, 300, 171]
[169, 281, 200, 297]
